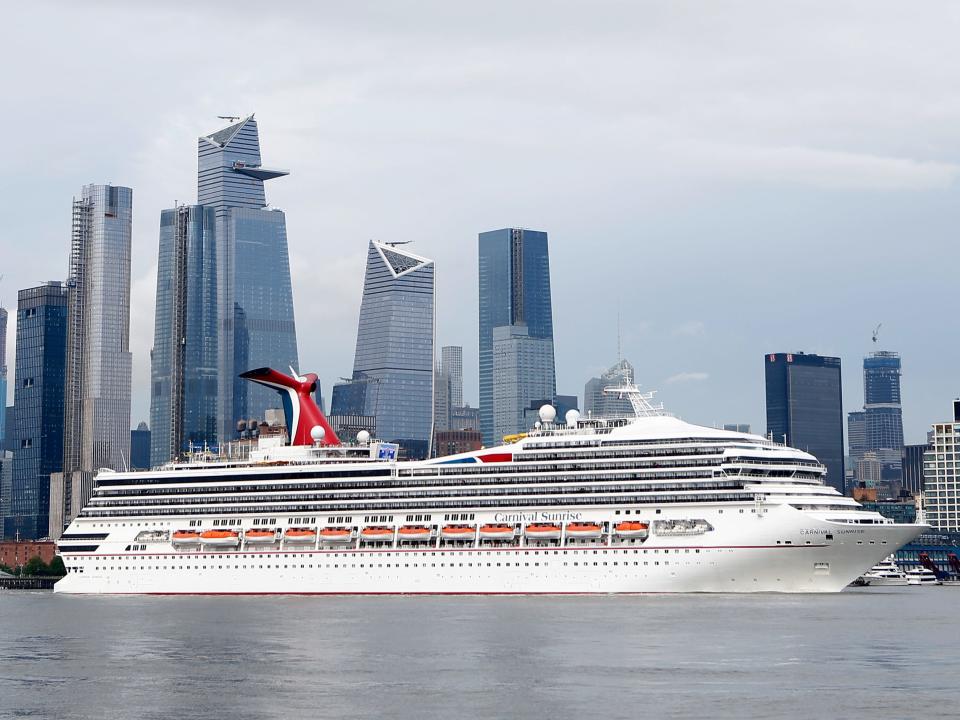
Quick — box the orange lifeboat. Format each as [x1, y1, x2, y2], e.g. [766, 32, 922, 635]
[479, 523, 516, 540]
[172, 530, 201, 546]
[525, 523, 561, 541]
[360, 526, 395, 542]
[613, 521, 649, 538]
[441, 524, 476, 541]
[244, 528, 277, 544]
[397, 525, 432, 542]
[319, 527, 353, 544]
[199, 529, 241, 547]
[285, 527, 319, 544]
[565, 522, 603, 539]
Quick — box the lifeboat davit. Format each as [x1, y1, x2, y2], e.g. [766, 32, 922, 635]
[244, 529, 277, 544]
[613, 521, 649, 538]
[285, 527, 318, 544]
[565, 522, 604, 539]
[172, 530, 201, 546]
[199, 529, 241, 547]
[361, 526, 395, 542]
[441, 524, 476, 541]
[525, 523, 561, 541]
[319, 527, 353, 543]
[479, 523, 516, 540]
[397, 525, 432, 542]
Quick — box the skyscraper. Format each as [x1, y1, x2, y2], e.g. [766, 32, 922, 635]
[847, 410, 867, 471]
[923, 400, 960, 532]
[5, 283, 68, 540]
[478, 228, 555, 445]
[764, 352, 845, 494]
[150, 115, 298, 465]
[335, 241, 435, 459]
[863, 351, 904, 485]
[49, 185, 132, 537]
[492, 325, 556, 440]
[0, 306, 7, 446]
[441, 346, 463, 408]
[583, 358, 635, 418]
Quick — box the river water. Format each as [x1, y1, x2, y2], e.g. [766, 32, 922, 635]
[0, 587, 954, 719]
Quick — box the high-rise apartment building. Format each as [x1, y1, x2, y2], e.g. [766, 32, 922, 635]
[49, 184, 133, 537]
[923, 400, 960, 532]
[333, 241, 434, 459]
[150, 116, 298, 466]
[441, 346, 463, 408]
[765, 352, 845, 494]
[492, 325, 556, 440]
[478, 228, 555, 445]
[5, 283, 69, 540]
[583, 358, 635, 418]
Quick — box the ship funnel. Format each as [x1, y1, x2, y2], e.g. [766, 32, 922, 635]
[240, 367, 341, 447]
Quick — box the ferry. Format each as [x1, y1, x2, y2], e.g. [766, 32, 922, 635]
[54, 367, 926, 594]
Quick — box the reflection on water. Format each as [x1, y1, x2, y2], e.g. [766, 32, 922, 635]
[0, 589, 954, 720]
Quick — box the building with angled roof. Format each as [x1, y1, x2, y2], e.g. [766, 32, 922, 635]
[150, 116, 299, 466]
[584, 358, 635, 418]
[332, 241, 434, 459]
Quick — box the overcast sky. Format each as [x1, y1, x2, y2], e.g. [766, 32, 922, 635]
[2, 1, 958, 444]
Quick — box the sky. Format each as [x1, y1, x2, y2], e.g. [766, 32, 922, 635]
[1, 0, 958, 445]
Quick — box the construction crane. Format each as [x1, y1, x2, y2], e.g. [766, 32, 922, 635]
[872, 323, 882, 344]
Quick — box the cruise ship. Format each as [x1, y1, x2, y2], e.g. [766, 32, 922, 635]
[55, 368, 925, 594]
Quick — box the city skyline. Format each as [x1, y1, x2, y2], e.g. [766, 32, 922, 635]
[2, 3, 959, 447]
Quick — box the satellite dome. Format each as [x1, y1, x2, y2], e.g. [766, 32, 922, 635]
[538, 404, 557, 424]
[357, 430, 371, 444]
[309, 425, 326, 443]
[565, 409, 581, 427]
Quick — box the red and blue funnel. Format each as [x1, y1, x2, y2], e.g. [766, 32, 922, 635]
[240, 367, 341, 447]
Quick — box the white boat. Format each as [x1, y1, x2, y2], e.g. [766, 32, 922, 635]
[905, 567, 941, 586]
[859, 556, 908, 586]
[54, 367, 928, 595]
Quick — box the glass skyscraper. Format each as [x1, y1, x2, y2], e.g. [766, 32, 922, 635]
[863, 351, 904, 483]
[0, 306, 7, 446]
[583, 358, 636, 418]
[5, 282, 69, 540]
[765, 352, 845, 494]
[478, 228, 555, 445]
[150, 115, 299, 465]
[492, 325, 556, 440]
[334, 241, 434, 459]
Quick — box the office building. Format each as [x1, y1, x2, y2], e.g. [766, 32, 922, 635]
[0, 451, 12, 535]
[450, 405, 481, 433]
[434, 429, 482, 457]
[847, 410, 867, 472]
[0, 307, 6, 446]
[478, 228, 554, 445]
[863, 351, 905, 484]
[130, 422, 151, 470]
[492, 325, 555, 440]
[923, 400, 960, 532]
[150, 115, 299, 465]
[584, 358, 635, 418]
[441, 346, 463, 408]
[3, 406, 14, 453]
[764, 352, 845, 494]
[5, 283, 68, 540]
[723, 424, 751, 434]
[522, 394, 579, 430]
[334, 241, 434, 459]
[50, 184, 133, 537]
[902, 443, 928, 495]
[433, 362, 451, 434]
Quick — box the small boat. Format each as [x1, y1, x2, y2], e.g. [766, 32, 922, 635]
[441, 524, 476, 541]
[479, 524, 516, 540]
[905, 567, 941, 586]
[613, 521, 649, 539]
[360, 526, 395, 541]
[859, 555, 908, 586]
[199, 529, 240, 547]
[172, 530, 201, 546]
[397, 525, 433, 542]
[319, 527, 353, 544]
[524, 523, 561, 541]
[566, 522, 603, 539]
[244, 529, 277, 544]
[285, 527, 318, 544]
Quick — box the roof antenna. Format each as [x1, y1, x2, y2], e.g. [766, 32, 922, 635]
[616, 302, 622, 363]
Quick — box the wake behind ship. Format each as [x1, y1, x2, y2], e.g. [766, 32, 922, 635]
[55, 368, 925, 594]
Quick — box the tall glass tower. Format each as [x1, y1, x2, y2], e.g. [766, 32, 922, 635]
[0, 306, 7, 446]
[863, 351, 904, 483]
[337, 241, 434, 459]
[765, 352, 845, 494]
[478, 228, 554, 445]
[150, 115, 299, 465]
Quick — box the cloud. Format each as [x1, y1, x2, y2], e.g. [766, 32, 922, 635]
[665, 372, 709, 385]
[672, 321, 705, 337]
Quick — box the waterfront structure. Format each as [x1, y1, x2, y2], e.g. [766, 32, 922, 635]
[50, 184, 133, 538]
[150, 115, 298, 466]
[441, 346, 463, 408]
[902, 443, 929, 495]
[5, 283, 69, 540]
[478, 228, 554, 445]
[584, 359, 635, 418]
[0, 539, 57, 568]
[764, 352, 845, 494]
[54, 367, 924, 594]
[335, 241, 435, 459]
[723, 424, 751, 434]
[923, 400, 960, 532]
[130, 422, 150, 470]
[492, 325, 555, 440]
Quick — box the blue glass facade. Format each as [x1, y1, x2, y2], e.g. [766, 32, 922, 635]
[150, 116, 298, 465]
[336, 242, 434, 459]
[765, 352, 845, 494]
[863, 351, 904, 483]
[478, 228, 555, 445]
[0, 307, 7, 446]
[5, 283, 68, 540]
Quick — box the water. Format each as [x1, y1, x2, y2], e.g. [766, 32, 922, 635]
[0, 588, 955, 720]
